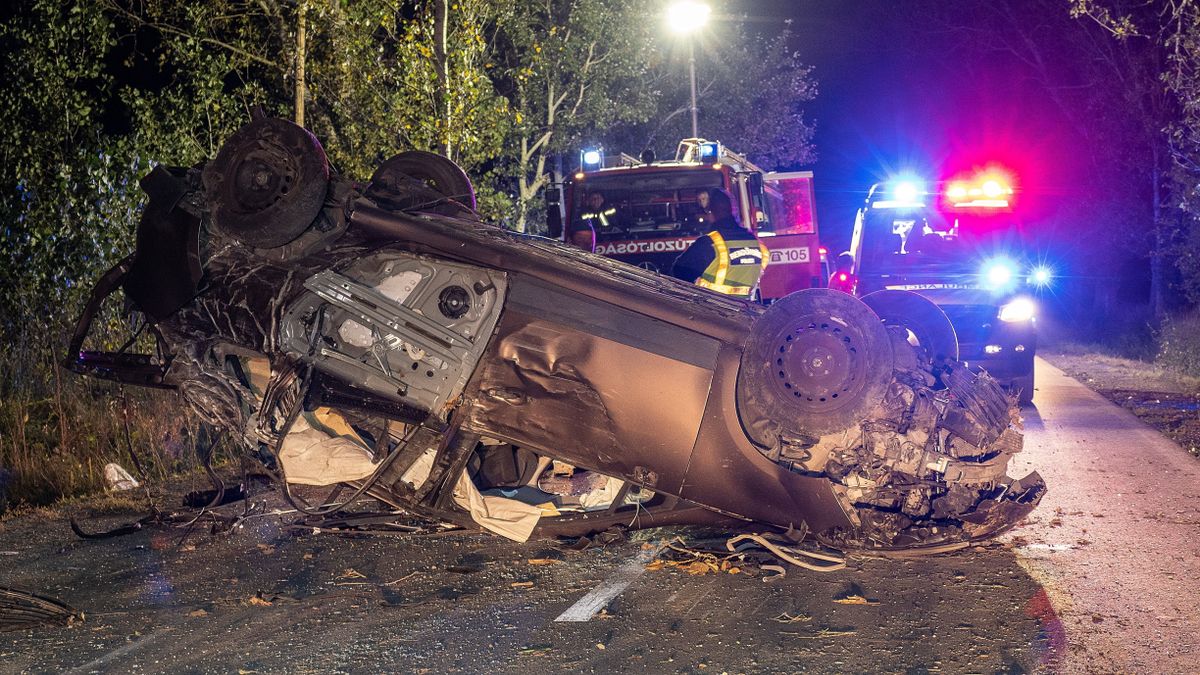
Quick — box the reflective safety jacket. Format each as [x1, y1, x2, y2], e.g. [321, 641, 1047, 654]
[695, 230, 769, 296]
[581, 207, 616, 229]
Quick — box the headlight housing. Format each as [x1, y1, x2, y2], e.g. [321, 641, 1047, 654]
[998, 297, 1036, 323]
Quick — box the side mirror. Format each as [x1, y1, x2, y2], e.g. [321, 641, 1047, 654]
[545, 188, 563, 238]
[748, 172, 764, 197]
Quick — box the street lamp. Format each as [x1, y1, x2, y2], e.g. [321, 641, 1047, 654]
[667, 1, 710, 139]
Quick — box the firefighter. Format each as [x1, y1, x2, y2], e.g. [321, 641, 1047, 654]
[670, 188, 769, 297]
[693, 189, 711, 225]
[581, 191, 616, 229]
[567, 191, 615, 252]
[828, 251, 858, 294]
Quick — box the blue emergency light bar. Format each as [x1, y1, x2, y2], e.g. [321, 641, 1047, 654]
[581, 148, 603, 169]
[870, 177, 928, 209]
[699, 141, 720, 159]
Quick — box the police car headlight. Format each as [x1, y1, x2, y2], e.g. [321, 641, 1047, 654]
[982, 259, 1015, 288]
[998, 297, 1036, 323]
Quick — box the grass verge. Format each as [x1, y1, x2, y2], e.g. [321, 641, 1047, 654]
[1041, 345, 1200, 457]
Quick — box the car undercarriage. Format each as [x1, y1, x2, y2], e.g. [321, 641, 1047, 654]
[67, 116, 1044, 554]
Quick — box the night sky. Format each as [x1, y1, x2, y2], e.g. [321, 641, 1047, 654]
[724, 1, 1085, 253]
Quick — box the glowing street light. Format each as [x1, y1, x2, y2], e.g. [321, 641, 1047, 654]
[667, 1, 711, 34]
[666, 1, 710, 138]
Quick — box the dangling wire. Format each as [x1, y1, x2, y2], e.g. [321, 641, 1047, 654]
[113, 313, 148, 357]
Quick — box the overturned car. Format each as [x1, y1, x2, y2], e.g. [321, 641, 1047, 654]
[68, 117, 1043, 552]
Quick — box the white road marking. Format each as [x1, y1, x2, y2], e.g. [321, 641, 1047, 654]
[554, 547, 657, 622]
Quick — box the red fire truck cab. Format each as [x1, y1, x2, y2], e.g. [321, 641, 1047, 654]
[548, 139, 825, 300]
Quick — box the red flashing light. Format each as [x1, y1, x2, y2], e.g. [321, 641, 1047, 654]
[981, 179, 1006, 198]
[819, 246, 828, 256]
[945, 170, 1014, 208]
[838, 273, 848, 282]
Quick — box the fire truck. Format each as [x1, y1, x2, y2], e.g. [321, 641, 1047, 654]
[848, 172, 1050, 404]
[546, 139, 825, 300]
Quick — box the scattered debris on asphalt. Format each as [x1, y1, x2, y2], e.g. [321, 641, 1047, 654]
[0, 587, 83, 632]
[102, 463, 140, 491]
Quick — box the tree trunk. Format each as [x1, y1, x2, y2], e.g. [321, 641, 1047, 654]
[1150, 145, 1165, 321]
[295, 1, 306, 127]
[434, 0, 451, 159]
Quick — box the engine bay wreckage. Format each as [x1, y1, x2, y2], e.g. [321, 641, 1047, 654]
[67, 116, 1044, 553]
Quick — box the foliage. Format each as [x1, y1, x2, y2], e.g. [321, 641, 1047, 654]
[319, 1, 513, 218]
[608, 22, 818, 171]
[1069, 0, 1200, 310]
[1156, 311, 1200, 377]
[489, 0, 661, 231]
[0, 1, 130, 335]
[0, 368, 220, 510]
[0, 0, 819, 508]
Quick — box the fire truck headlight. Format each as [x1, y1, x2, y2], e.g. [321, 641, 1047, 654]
[999, 297, 1036, 323]
[1029, 266, 1052, 287]
[983, 259, 1015, 288]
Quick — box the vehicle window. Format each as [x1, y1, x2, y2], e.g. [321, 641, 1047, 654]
[764, 179, 816, 235]
[861, 207, 962, 271]
[748, 180, 776, 234]
[572, 171, 725, 241]
[861, 207, 1029, 275]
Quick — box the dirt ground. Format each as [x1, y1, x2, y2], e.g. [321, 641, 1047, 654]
[1041, 349, 1200, 457]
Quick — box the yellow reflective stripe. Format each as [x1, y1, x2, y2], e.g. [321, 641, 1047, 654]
[696, 279, 753, 295]
[707, 231, 730, 286]
[581, 207, 615, 227]
[760, 243, 770, 270]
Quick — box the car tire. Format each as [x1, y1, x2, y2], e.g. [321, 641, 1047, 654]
[1012, 373, 1035, 406]
[203, 116, 330, 248]
[737, 289, 894, 442]
[368, 150, 476, 212]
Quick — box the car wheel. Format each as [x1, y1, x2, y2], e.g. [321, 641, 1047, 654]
[737, 289, 894, 441]
[203, 116, 330, 248]
[368, 150, 476, 212]
[860, 289, 959, 364]
[1012, 373, 1035, 406]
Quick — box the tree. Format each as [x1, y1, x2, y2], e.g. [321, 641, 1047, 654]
[607, 22, 818, 171]
[489, 0, 660, 232]
[323, 0, 512, 214]
[1065, 0, 1195, 319]
[909, 0, 1180, 323]
[0, 0, 134, 344]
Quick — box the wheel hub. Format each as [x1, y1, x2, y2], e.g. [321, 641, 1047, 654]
[737, 289, 894, 439]
[775, 321, 860, 404]
[230, 149, 295, 213]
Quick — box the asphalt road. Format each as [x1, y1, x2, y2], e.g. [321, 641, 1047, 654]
[1, 357, 1197, 673]
[1000, 358, 1200, 673]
